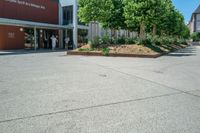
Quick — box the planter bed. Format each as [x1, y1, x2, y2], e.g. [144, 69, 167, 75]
[66, 44, 188, 58]
[67, 50, 162, 58]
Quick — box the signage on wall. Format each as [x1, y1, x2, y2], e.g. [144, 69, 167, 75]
[5, 0, 46, 10]
[8, 32, 15, 39]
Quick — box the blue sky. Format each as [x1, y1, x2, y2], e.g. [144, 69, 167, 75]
[172, 0, 200, 23]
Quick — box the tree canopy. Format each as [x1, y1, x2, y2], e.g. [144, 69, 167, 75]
[78, 0, 190, 39]
[78, 0, 113, 23]
[101, 0, 126, 30]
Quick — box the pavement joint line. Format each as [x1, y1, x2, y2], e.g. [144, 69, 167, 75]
[185, 89, 200, 93]
[80, 58, 200, 99]
[183, 91, 200, 98]
[0, 92, 181, 124]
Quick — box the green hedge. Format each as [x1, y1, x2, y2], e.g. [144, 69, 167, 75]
[89, 35, 188, 49]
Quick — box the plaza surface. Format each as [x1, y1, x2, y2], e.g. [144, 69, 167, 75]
[0, 46, 200, 133]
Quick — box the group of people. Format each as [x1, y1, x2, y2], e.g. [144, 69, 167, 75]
[50, 35, 70, 51]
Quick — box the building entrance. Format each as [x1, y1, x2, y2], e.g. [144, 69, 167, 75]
[24, 28, 58, 50]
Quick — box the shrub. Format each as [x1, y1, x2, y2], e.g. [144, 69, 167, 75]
[101, 35, 112, 48]
[145, 35, 187, 46]
[139, 36, 153, 45]
[110, 37, 118, 44]
[83, 38, 88, 44]
[90, 36, 101, 48]
[125, 37, 137, 44]
[178, 39, 187, 45]
[160, 36, 170, 45]
[116, 37, 126, 44]
[191, 32, 200, 42]
[102, 48, 110, 56]
[101, 34, 110, 45]
[78, 48, 91, 52]
[152, 36, 162, 45]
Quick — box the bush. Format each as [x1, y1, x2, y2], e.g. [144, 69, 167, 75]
[116, 37, 126, 44]
[110, 37, 117, 44]
[101, 34, 110, 44]
[89, 34, 187, 49]
[160, 36, 170, 45]
[78, 48, 91, 52]
[191, 32, 200, 42]
[90, 36, 101, 48]
[179, 39, 187, 45]
[125, 37, 138, 44]
[83, 38, 88, 44]
[102, 48, 110, 56]
[101, 35, 111, 48]
[139, 36, 154, 45]
[144, 35, 187, 46]
[90, 35, 112, 48]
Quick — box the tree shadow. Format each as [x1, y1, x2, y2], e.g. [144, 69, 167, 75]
[165, 46, 196, 57]
[144, 43, 196, 57]
[143, 43, 164, 53]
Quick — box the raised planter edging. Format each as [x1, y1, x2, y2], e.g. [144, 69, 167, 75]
[67, 51, 162, 58]
[66, 44, 191, 58]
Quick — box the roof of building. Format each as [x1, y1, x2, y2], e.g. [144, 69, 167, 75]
[189, 4, 200, 23]
[194, 4, 200, 14]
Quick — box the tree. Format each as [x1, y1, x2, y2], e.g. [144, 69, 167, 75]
[147, 0, 166, 36]
[78, 0, 113, 40]
[102, 0, 126, 30]
[123, 0, 167, 38]
[123, 0, 149, 38]
[78, 0, 189, 41]
[158, 0, 188, 38]
[78, 0, 113, 23]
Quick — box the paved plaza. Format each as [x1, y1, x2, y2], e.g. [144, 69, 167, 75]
[0, 46, 200, 133]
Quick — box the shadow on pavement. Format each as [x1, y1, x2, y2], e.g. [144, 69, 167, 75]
[165, 46, 197, 57]
[0, 49, 67, 56]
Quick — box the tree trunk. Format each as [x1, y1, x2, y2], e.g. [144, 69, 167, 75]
[139, 22, 145, 39]
[128, 30, 130, 38]
[111, 29, 114, 41]
[152, 25, 157, 36]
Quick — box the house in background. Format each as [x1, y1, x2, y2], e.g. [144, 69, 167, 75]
[189, 5, 200, 34]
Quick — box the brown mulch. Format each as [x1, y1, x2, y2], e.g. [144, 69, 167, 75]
[77, 44, 159, 55]
[108, 45, 158, 55]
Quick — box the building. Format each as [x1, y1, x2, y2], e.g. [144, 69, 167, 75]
[189, 5, 200, 34]
[60, 0, 89, 48]
[0, 0, 84, 50]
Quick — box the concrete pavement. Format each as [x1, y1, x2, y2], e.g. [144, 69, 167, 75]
[0, 46, 200, 133]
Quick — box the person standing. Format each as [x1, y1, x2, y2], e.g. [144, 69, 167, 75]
[50, 35, 57, 51]
[65, 37, 70, 50]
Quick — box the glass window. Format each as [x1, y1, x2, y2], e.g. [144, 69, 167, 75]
[196, 14, 200, 31]
[63, 6, 73, 25]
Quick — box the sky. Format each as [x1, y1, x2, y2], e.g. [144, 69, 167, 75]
[172, 0, 200, 23]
